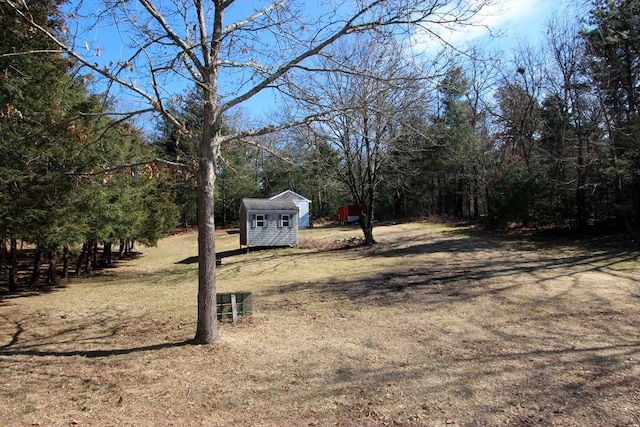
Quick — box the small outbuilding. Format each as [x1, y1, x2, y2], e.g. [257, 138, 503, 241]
[239, 198, 299, 248]
[269, 190, 312, 228]
[338, 203, 369, 224]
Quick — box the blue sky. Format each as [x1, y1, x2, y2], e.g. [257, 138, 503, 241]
[412, 0, 583, 51]
[69, 0, 586, 123]
[482, 0, 583, 46]
[248, 0, 586, 119]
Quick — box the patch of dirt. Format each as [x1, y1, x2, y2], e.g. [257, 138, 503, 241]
[298, 236, 365, 251]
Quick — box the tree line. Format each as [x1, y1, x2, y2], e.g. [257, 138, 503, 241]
[0, 0, 178, 292]
[156, 0, 640, 241]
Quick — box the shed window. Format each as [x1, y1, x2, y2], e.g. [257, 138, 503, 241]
[280, 214, 290, 228]
[254, 214, 266, 228]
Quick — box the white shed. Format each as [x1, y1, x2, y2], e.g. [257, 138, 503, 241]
[239, 198, 299, 248]
[269, 190, 312, 228]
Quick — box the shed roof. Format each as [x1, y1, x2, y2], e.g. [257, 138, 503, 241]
[240, 198, 298, 212]
[269, 189, 311, 203]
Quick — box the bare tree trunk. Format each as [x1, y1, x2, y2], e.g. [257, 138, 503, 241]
[101, 242, 112, 266]
[84, 242, 93, 275]
[46, 250, 58, 285]
[118, 239, 125, 258]
[91, 241, 98, 270]
[62, 246, 69, 279]
[360, 217, 376, 245]
[0, 236, 5, 275]
[359, 201, 376, 246]
[29, 248, 43, 287]
[75, 243, 87, 276]
[8, 238, 18, 293]
[193, 83, 221, 344]
[194, 140, 219, 343]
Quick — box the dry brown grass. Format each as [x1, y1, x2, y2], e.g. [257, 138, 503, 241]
[1, 222, 640, 426]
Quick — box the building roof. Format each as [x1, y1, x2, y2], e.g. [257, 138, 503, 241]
[269, 189, 311, 203]
[240, 198, 298, 212]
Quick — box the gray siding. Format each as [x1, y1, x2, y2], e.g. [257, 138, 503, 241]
[240, 198, 299, 248]
[245, 212, 298, 247]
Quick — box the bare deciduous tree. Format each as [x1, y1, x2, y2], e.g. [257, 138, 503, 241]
[292, 35, 428, 244]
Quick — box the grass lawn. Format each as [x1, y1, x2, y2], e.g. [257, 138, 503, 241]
[1, 221, 639, 426]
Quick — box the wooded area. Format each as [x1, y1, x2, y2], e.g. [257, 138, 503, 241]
[153, 0, 640, 236]
[2, 1, 640, 342]
[0, 0, 180, 293]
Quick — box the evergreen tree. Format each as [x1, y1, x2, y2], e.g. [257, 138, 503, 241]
[0, 1, 178, 290]
[583, 0, 640, 234]
[0, 0, 79, 289]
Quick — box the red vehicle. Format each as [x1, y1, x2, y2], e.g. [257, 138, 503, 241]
[337, 204, 368, 224]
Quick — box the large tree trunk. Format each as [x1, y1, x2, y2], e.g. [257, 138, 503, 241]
[193, 85, 220, 344]
[359, 198, 376, 246]
[360, 218, 376, 245]
[193, 160, 219, 344]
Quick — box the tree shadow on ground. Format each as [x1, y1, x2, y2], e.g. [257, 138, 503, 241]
[262, 230, 640, 306]
[275, 337, 640, 426]
[370, 226, 636, 258]
[0, 310, 194, 359]
[176, 247, 280, 265]
[0, 339, 193, 358]
[256, 228, 640, 425]
[0, 283, 67, 306]
[0, 252, 142, 302]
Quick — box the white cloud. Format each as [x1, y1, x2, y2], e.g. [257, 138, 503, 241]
[410, 0, 557, 52]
